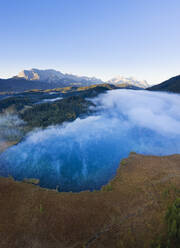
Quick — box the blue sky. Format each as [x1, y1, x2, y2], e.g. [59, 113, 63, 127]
[0, 0, 179, 84]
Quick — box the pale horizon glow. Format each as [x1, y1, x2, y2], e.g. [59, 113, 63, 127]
[0, 0, 180, 85]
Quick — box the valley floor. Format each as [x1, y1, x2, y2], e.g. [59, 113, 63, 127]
[0, 153, 180, 247]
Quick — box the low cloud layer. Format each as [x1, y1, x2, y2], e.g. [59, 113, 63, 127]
[0, 113, 25, 152]
[0, 90, 180, 191]
[41, 97, 63, 103]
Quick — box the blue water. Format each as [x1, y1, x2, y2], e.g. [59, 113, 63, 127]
[0, 90, 180, 192]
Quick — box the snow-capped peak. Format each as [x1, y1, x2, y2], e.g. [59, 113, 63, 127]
[108, 76, 149, 88]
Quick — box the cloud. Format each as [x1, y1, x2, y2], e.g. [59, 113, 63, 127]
[92, 90, 180, 135]
[41, 97, 63, 103]
[0, 90, 180, 192]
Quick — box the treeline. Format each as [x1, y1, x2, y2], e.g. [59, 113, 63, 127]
[0, 96, 32, 113]
[20, 96, 95, 128]
[151, 198, 180, 248]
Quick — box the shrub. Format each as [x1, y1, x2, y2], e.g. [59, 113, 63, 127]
[151, 198, 180, 248]
[166, 198, 180, 242]
[121, 159, 127, 166]
[101, 183, 113, 192]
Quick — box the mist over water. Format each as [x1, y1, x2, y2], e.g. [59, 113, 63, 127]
[0, 113, 25, 151]
[0, 90, 180, 192]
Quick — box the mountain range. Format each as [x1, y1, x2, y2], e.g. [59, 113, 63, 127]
[108, 75, 149, 88]
[17, 68, 149, 87]
[17, 68, 104, 85]
[0, 68, 180, 94]
[0, 69, 149, 92]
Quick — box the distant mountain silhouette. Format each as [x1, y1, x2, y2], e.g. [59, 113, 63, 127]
[0, 76, 143, 93]
[17, 69, 149, 89]
[17, 68, 103, 85]
[0, 68, 147, 93]
[148, 75, 180, 93]
[0, 76, 105, 93]
[0, 78, 57, 92]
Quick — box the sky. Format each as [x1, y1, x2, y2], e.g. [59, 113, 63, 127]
[0, 0, 179, 84]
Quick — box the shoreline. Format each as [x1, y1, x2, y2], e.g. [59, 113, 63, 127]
[0, 152, 179, 247]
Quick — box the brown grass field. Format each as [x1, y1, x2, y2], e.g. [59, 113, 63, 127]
[0, 152, 180, 248]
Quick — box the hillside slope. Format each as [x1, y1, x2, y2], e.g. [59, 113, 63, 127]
[0, 78, 57, 92]
[0, 153, 179, 247]
[148, 75, 180, 93]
